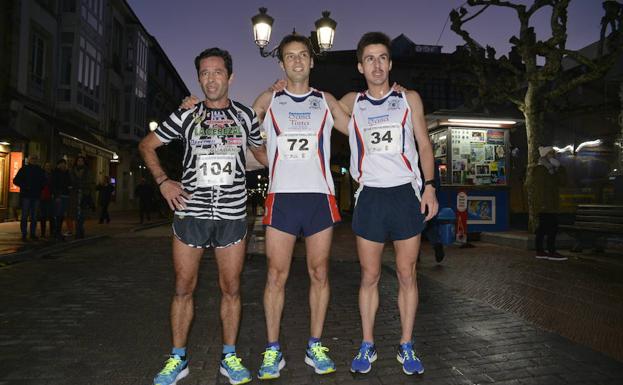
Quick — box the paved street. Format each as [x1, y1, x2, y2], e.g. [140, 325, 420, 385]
[1, 219, 623, 384]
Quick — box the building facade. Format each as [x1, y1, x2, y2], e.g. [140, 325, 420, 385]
[0, 0, 189, 219]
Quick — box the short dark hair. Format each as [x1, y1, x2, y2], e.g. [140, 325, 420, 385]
[277, 34, 313, 62]
[194, 47, 233, 77]
[56, 159, 67, 166]
[356, 32, 391, 63]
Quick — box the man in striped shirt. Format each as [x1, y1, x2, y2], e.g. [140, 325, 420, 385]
[139, 47, 267, 385]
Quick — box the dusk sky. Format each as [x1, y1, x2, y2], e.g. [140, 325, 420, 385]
[127, 0, 605, 106]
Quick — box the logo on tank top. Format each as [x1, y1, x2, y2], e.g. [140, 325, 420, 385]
[367, 114, 389, 126]
[288, 112, 311, 128]
[388, 98, 401, 110]
[236, 110, 246, 123]
[309, 98, 321, 110]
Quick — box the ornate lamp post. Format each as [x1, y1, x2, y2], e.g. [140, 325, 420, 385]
[251, 7, 337, 57]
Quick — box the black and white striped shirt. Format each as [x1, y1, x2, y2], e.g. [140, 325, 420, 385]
[154, 100, 262, 220]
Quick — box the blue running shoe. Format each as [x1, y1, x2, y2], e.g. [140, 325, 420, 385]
[305, 342, 336, 374]
[396, 342, 424, 375]
[350, 343, 377, 373]
[153, 354, 189, 385]
[220, 353, 251, 385]
[258, 347, 285, 380]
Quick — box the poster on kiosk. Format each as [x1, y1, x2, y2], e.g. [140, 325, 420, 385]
[427, 114, 520, 234]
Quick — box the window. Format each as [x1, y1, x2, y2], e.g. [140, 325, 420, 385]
[135, 33, 148, 81]
[112, 18, 123, 73]
[62, 0, 76, 12]
[30, 32, 46, 93]
[80, 0, 103, 35]
[60, 47, 72, 85]
[77, 35, 102, 113]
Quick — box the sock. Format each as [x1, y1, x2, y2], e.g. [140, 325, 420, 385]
[308, 337, 321, 348]
[361, 340, 374, 348]
[172, 347, 186, 358]
[222, 344, 236, 359]
[267, 341, 280, 351]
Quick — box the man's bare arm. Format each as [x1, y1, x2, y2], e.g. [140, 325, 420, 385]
[324, 92, 350, 136]
[249, 144, 268, 167]
[405, 90, 438, 220]
[252, 90, 273, 123]
[339, 92, 357, 117]
[138, 132, 189, 210]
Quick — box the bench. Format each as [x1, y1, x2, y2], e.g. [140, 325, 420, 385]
[559, 204, 623, 252]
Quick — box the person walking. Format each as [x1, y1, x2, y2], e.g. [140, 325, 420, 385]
[533, 146, 567, 261]
[13, 154, 46, 241]
[39, 162, 54, 238]
[97, 176, 114, 224]
[51, 159, 72, 240]
[70, 155, 94, 239]
[134, 177, 154, 224]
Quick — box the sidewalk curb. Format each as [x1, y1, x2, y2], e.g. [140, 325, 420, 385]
[0, 220, 170, 266]
[0, 235, 109, 265]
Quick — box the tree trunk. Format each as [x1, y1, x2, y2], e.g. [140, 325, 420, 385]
[523, 84, 546, 232]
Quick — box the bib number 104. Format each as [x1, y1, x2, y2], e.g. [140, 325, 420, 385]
[199, 161, 233, 176]
[197, 154, 235, 186]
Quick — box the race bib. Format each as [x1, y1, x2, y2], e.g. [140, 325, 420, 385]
[364, 123, 401, 154]
[277, 132, 318, 160]
[196, 154, 236, 187]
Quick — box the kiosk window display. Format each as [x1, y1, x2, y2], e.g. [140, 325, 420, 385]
[428, 118, 518, 232]
[431, 127, 509, 187]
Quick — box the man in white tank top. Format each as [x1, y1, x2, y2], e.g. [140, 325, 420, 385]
[339, 32, 438, 376]
[252, 34, 350, 379]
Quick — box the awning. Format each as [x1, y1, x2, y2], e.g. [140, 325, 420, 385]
[58, 126, 116, 159]
[0, 127, 29, 142]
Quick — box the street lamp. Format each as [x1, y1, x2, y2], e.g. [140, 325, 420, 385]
[251, 7, 337, 58]
[315, 11, 337, 51]
[252, 7, 273, 50]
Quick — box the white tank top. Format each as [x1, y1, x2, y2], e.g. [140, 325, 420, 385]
[263, 89, 335, 194]
[348, 90, 422, 196]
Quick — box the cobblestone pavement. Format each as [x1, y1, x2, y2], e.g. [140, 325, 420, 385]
[330, 222, 623, 363]
[1, 225, 623, 384]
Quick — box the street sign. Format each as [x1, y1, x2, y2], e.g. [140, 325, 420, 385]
[456, 190, 468, 244]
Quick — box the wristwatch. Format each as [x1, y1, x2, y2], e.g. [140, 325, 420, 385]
[424, 179, 436, 188]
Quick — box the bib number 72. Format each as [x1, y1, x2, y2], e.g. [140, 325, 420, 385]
[287, 138, 309, 151]
[278, 133, 317, 160]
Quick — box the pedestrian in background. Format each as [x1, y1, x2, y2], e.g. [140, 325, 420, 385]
[51, 158, 72, 240]
[97, 175, 114, 224]
[422, 158, 445, 263]
[64, 158, 76, 236]
[39, 162, 54, 238]
[134, 177, 153, 224]
[70, 155, 94, 239]
[533, 146, 567, 261]
[13, 154, 46, 241]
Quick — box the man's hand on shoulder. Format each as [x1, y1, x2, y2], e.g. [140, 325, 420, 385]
[323, 92, 350, 136]
[180, 95, 200, 110]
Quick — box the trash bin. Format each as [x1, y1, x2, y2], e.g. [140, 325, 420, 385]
[437, 207, 456, 245]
